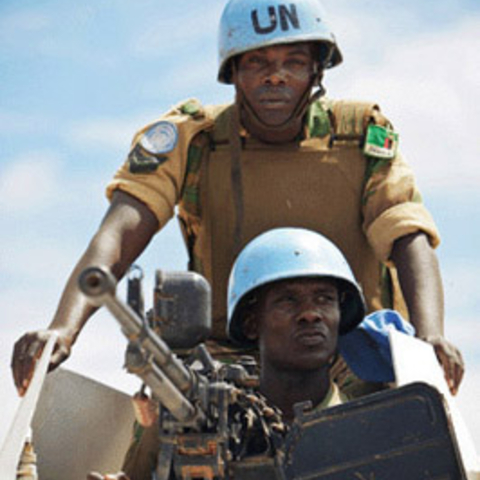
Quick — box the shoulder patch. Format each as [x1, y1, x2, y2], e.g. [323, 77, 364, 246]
[363, 124, 399, 160]
[139, 121, 178, 155]
[128, 144, 168, 174]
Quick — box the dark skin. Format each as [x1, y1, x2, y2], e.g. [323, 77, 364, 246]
[11, 43, 463, 408]
[11, 191, 158, 395]
[391, 232, 464, 394]
[235, 43, 315, 143]
[243, 278, 341, 421]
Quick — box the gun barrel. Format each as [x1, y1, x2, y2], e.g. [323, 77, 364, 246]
[78, 266, 203, 424]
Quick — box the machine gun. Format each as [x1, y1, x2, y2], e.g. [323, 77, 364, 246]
[78, 266, 287, 480]
[78, 265, 471, 480]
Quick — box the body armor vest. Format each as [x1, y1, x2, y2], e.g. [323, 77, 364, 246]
[178, 105, 397, 341]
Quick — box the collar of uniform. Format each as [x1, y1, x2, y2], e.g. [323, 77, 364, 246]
[212, 102, 332, 149]
[240, 98, 332, 145]
[314, 381, 348, 412]
[238, 102, 325, 149]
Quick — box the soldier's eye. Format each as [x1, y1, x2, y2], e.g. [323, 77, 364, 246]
[316, 294, 336, 304]
[275, 295, 296, 306]
[286, 58, 307, 67]
[247, 55, 265, 66]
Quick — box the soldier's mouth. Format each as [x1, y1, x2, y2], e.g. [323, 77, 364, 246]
[255, 87, 292, 107]
[258, 98, 290, 108]
[294, 329, 327, 346]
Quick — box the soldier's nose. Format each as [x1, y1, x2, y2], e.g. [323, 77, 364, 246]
[264, 64, 287, 85]
[296, 309, 322, 324]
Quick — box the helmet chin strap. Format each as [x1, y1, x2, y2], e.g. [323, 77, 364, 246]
[234, 65, 325, 139]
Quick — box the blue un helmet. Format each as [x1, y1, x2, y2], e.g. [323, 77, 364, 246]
[227, 228, 365, 346]
[218, 0, 342, 84]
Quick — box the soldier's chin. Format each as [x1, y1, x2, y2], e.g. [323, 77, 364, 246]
[257, 109, 293, 127]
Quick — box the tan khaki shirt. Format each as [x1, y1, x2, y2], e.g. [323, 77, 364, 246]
[107, 98, 439, 344]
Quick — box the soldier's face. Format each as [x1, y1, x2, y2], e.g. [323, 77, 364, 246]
[235, 43, 315, 126]
[250, 278, 341, 373]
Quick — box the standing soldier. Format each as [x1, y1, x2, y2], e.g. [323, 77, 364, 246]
[12, 0, 463, 406]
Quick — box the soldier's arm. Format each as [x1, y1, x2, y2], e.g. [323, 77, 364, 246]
[391, 231, 464, 395]
[11, 190, 158, 396]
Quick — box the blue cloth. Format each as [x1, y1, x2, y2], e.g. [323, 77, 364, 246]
[338, 309, 415, 383]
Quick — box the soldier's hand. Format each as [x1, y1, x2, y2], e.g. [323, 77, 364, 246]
[11, 329, 72, 396]
[422, 334, 464, 396]
[87, 473, 130, 480]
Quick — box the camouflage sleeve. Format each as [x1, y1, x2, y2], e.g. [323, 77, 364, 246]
[362, 108, 440, 263]
[106, 99, 215, 230]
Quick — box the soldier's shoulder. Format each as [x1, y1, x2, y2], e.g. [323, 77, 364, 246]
[168, 98, 230, 124]
[132, 99, 230, 145]
[318, 97, 394, 138]
[309, 98, 399, 161]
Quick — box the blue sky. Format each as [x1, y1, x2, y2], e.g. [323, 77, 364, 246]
[1, 0, 480, 455]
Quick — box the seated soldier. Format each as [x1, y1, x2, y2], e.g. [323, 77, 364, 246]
[226, 226, 367, 421]
[89, 227, 367, 480]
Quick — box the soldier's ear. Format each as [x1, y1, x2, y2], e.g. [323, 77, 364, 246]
[242, 313, 259, 342]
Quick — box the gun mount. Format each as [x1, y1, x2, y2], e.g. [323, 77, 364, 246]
[77, 266, 469, 480]
[78, 266, 284, 480]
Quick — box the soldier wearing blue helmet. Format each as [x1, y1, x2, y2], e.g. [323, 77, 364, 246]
[227, 227, 365, 344]
[217, 0, 341, 143]
[13, 1, 464, 478]
[225, 228, 365, 422]
[89, 229, 369, 480]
